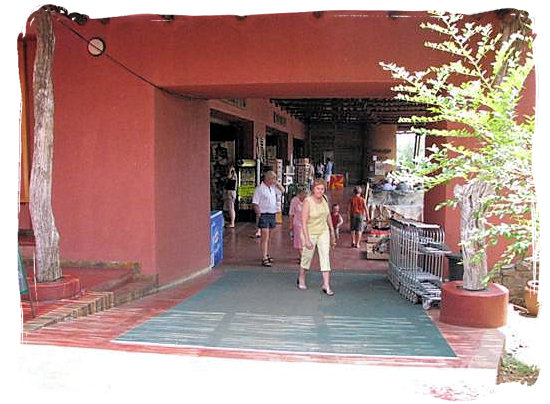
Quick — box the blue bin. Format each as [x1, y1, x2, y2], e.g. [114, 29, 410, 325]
[210, 211, 224, 267]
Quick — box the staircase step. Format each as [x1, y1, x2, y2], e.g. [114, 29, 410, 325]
[22, 291, 114, 332]
[22, 274, 157, 333]
[87, 270, 136, 292]
[111, 275, 157, 306]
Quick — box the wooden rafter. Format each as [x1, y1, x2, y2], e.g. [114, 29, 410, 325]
[271, 98, 429, 125]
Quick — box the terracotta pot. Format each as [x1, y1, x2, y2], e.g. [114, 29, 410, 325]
[524, 280, 539, 316]
[440, 281, 509, 328]
[23, 274, 81, 301]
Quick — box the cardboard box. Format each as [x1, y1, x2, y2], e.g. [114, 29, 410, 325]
[372, 219, 390, 230]
[366, 230, 390, 243]
[366, 242, 389, 260]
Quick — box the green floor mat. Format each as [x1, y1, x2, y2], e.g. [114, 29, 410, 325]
[115, 271, 456, 358]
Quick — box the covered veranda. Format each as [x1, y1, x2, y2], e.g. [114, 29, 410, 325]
[20, 186, 513, 401]
[14, 4, 543, 401]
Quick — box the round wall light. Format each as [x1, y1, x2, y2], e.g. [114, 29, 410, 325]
[87, 37, 105, 56]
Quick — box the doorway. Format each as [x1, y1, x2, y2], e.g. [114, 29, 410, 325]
[209, 110, 253, 213]
[265, 126, 289, 165]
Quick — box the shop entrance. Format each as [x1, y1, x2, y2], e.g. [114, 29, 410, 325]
[265, 127, 289, 165]
[209, 110, 253, 217]
[293, 138, 305, 159]
[213, 96, 430, 270]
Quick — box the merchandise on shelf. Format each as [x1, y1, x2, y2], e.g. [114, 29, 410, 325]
[210, 141, 234, 210]
[266, 158, 284, 183]
[294, 161, 312, 186]
[237, 159, 258, 219]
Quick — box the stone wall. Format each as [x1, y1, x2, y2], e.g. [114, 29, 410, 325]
[495, 258, 538, 305]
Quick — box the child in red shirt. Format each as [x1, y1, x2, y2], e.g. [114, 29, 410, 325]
[348, 186, 369, 248]
[331, 204, 344, 242]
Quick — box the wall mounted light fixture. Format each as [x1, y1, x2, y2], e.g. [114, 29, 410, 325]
[87, 37, 105, 56]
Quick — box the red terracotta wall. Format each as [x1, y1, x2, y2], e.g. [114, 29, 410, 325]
[49, 17, 157, 272]
[423, 131, 467, 254]
[55, 11, 450, 99]
[209, 99, 307, 161]
[20, 9, 534, 283]
[209, 99, 306, 141]
[154, 91, 210, 284]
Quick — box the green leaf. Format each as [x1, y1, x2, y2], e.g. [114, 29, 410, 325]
[379, 11, 537, 276]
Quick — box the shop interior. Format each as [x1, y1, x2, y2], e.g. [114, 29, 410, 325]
[209, 110, 253, 212]
[209, 97, 426, 228]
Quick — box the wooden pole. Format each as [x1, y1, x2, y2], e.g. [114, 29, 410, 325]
[18, 35, 30, 203]
[29, 9, 61, 283]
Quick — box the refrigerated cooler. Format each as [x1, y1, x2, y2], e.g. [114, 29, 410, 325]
[236, 159, 259, 221]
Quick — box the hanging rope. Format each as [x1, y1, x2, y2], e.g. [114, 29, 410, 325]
[40, 5, 205, 101]
[41, 4, 89, 25]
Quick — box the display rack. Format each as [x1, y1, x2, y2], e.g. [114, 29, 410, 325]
[294, 158, 312, 189]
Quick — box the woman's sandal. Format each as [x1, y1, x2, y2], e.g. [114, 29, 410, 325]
[267, 255, 274, 263]
[296, 279, 307, 290]
[322, 287, 335, 296]
[261, 258, 272, 267]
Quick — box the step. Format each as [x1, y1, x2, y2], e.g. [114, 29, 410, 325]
[22, 291, 115, 332]
[22, 274, 157, 333]
[110, 274, 158, 306]
[85, 269, 136, 292]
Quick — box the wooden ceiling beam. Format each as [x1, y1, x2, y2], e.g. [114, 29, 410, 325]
[270, 98, 429, 125]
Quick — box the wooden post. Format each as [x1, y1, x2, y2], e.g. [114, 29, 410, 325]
[29, 9, 61, 283]
[18, 35, 31, 203]
[454, 182, 493, 291]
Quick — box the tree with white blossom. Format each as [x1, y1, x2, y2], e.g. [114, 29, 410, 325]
[380, 11, 537, 291]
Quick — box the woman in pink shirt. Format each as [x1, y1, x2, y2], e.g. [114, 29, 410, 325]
[288, 187, 308, 262]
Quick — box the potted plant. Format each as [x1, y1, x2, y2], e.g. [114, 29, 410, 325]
[380, 11, 537, 326]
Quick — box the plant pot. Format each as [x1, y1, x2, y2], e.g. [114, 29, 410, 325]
[440, 281, 509, 328]
[22, 274, 81, 301]
[524, 280, 539, 316]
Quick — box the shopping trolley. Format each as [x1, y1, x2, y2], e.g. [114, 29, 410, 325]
[388, 217, 451, 309]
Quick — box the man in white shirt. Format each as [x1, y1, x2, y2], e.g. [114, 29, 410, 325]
[252, 170, 282, 267]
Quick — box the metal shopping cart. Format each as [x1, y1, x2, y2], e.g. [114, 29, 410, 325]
[388, 218, 451, 309]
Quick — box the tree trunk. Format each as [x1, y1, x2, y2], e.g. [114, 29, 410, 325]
[29, 10, 61, 283]
[454, 182, 493, 291]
